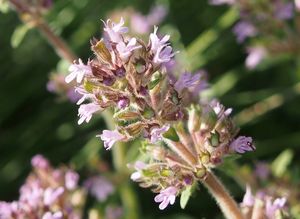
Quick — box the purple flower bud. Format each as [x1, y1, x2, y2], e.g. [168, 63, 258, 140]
[114, 66, 126, 77]
[97, 129, 124, 150]
[103, 77, 115, 86]
[230, 136, 255, 154]
[31, 154, 50, 169]
[84, 176, 114, 202]
[154, 186, 177, 210]
[117, 98, 129, 109]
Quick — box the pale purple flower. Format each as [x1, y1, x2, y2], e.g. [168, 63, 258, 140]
[47, 80, 56, 93]
[77, 103, 102, 125]
[241, 185, 255, 207]
[42, 211, 63, 219]
[150, 26, 170, 53]
[19, 181, 43, 208]
[103, 17, 128, 43]
[230, 136, 255, 154]
[150, 125, 170, 143]
[174, 71, 208, 96]
[75, 86, 95, 105]
[84, 176, 114, 202]
[31, 154, 50, 169]
[116, 37, 141, 62]
[275, 2, 294, 20]
[255, 162, 270, 180]
[0, 202, 12, 218]
[265, 197, 286, 218]
[153, 45, 177, 65]
[97, 129, 124, 150]
[65, 59, 92, 84]
[233, 21, 257, 43]
[296, 0, 300, 12]
[209, 0, 235, 5]
[210, 100, 232, 117]
[43, 187, 64, 206]
[246, 47, 266, 69]
[130, 161, 147, 181]
[65, 170, 79, 190]
[154, 186, 177, 210]
[66, 89, 81, 103]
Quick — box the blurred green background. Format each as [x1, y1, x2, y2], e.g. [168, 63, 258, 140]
[1, 0, 300, 218]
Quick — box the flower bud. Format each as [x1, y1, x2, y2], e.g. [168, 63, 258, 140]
[209, 131, 220, 147]
[195, 167, 206, 178]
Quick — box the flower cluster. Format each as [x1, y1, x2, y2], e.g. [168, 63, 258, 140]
[211, 0, 300, 69]
[241, 186, 288, 219]
[0, 155, 85, 219]
[66, 18, 255, 210]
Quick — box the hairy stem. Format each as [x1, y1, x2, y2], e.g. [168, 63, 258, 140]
[202, 171, 245, 219]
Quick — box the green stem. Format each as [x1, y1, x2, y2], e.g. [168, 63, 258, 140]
[202, 171, 245, 219]
[102, 111, 140, 219]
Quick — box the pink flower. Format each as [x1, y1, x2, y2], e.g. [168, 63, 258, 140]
[31, 154, 50, 169]
[241, 185, 255, 207]
[75, 86, 95, 105]
[42, 211, 63, 219]
[43, 187, 64, 206]
[116, 38, 141, 62]
[97, 129, 124, 150]
[84, 176, 114, 202]
[246, 47, 266, 69]
[65, 59, 92, 83]
[296, 0, 300, 12]
[103, 17, 128, 43]
[149, 26, 170, 53]
[130, 161, 147, 181]
[230, 136, 255, 154]
[265, 197, 286, 218]
[150, 125, 170, 143]
[77, 103, 102, 125]
[0, 202, 13, 218]
[210, 100, 232, 117]
[65, 170, 79, 190]
[154, 186, 177, 210]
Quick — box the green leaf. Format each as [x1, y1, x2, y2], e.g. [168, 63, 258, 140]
[271, 149, 294, 177]
[180, 185, 192, 209]
[162, 126, 179, 142]
[11, 25, 30, 48]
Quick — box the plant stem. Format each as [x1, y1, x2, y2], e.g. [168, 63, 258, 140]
[202, 171, 245, 219]
[102, 111, 140, 219]
[36, 21, 77, 62]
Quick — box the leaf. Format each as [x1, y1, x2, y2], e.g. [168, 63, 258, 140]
[11, 24, 29, 48]
[271, 149, 294, 177]
[180, 185, 192, 209]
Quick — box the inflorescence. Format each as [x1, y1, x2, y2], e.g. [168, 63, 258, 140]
[65, 18, 255, 210]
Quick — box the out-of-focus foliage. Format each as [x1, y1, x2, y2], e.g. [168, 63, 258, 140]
[1, 0, 300, 218]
